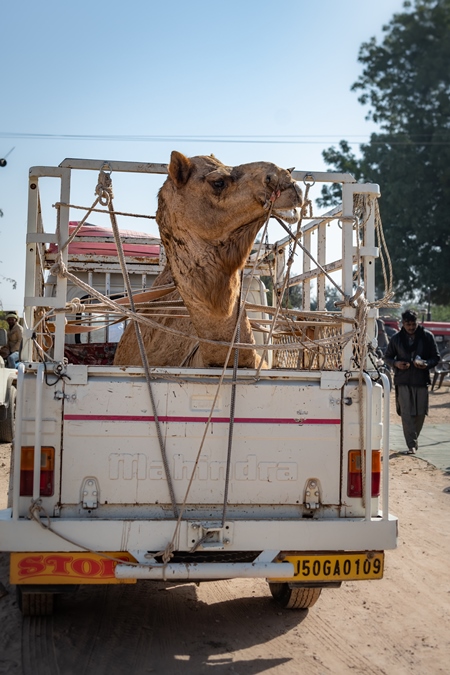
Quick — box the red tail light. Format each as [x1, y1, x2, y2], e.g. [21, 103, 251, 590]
[20, 447, 55, 497]
[348, 450, 381, 498]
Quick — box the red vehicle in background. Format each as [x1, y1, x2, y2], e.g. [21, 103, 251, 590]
[381, 317, 450, 359]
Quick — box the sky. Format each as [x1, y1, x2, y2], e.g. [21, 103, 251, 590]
[0, 0, 408, 312]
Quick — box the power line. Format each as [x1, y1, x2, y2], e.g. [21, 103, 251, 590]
[0, 132, 449, 146]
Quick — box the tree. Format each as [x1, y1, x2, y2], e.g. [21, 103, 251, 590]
[319, 0, 450, 305]
[261, 277, 341, 311]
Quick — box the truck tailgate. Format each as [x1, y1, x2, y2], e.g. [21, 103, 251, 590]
[60, 369, 341, 510]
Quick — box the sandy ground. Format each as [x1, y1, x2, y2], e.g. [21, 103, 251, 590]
[390, 381, 450, 425]
[0, 387, 449, 674]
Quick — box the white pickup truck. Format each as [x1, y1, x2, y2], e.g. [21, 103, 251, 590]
[0, 157, 397, 615]
[0, 329, 16, 443]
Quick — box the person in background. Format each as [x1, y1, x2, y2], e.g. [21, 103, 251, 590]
[376, 317, 389, 354]
[384, 309, 440, 454]
[0, 312, 23, 368]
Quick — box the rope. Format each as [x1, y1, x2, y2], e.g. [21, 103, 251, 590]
[159, 202, 277, 562]
[65, 298, 85, 313]
[255, 182, 314, 377]
[54, 201, 157, 220]
[221, 271, 243, 527]
[28, 500, 142, 567]
[97, 169, 179, 519]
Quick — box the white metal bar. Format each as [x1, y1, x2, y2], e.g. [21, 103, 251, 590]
[105, 272, 111, 343]
[300, 205, 343, 234]
[32, 364, 45, 501]
[45, 253, 163, 266]
[23, 177, 41, 362]
[292, 171, 356, 184]
[54, 168, 71, 362]
[289, 259, 345, 285]
[363, 198, 376, 304]
[88, 271, 93, 344]
[317, 222, 326, 310]
[273, 207, 342, 251]
[55, 161, 356, 183]
[115, 561, 295, 580]
[59, 159, 169, 174]
[28, 166, 66, 178]
[55, 236, 160, 245]
[341, 185, 355, 298]
[302, 231, 311, 310]
[341, 184, 357, 370]
[380, 373, 390, 520]
[12, 364, 26, 520]
[362, 373, 373, 521]
[24, 297, 60, 308]
[362, 196, 378, 351]
[27, 233, 58, 244]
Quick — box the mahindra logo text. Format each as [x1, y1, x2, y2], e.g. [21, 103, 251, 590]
[109, 453, 297, 481]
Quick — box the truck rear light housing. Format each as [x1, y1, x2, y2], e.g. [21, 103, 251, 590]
[348, 450, 381, 498]
[20, 446, 55, 497]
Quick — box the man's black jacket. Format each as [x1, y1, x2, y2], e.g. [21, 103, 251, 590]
[384, 325, 440, 386]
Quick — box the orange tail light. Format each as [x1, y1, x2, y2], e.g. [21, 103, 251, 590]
[348, 450, 381, 498]
[20, 447, 55, 497]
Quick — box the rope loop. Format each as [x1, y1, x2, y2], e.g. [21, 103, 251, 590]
[95, 169, 113, 206]
[66, 297, 85, 314]
[334, 285, 364, 309]
[49, 256, 68, 279]
[337, 215, 358, 230]
[154, 542, 175, 564]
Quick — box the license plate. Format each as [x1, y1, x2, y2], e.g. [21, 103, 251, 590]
[11, 552, 137, 585]
[269, 552, 384, 582]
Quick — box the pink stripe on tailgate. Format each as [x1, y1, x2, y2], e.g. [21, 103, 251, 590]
[64, 414, 340, 425]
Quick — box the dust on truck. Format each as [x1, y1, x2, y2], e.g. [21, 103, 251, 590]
[0, 158, 397, 615]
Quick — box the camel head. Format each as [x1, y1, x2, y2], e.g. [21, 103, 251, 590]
[156, 152, 302, 311]
[151, 151, 303, 368]
[158, 151, 302, 241]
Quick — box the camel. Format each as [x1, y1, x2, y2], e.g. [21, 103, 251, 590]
[113, 151, 303, 369]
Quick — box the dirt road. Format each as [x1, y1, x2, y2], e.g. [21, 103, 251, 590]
[1, 388, 449, 674]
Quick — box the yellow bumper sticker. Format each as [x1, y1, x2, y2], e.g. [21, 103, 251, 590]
[11, 552, 137, 585]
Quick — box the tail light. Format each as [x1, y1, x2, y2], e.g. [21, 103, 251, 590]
[348, 450, 381, 498]
[20, 447, 55, 497]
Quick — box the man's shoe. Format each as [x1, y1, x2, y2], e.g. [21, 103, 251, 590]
[407, 447, 416, 454]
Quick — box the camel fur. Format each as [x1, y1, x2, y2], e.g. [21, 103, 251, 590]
[114, 151, 302, 368]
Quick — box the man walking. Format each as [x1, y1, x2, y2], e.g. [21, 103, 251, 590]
[384, 309, 440, 454]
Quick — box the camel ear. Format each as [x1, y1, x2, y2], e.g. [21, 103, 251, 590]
[168, 151, 192, 188]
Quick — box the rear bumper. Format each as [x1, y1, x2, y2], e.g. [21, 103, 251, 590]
[0, 510, 398, 553]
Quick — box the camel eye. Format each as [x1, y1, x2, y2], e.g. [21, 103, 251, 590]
[213, 178, 225, 189]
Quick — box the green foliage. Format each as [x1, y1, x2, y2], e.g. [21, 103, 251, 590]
[0, 311, 9, 331]
[319, 0, 450, 305]
[429, 304, 450, 321]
